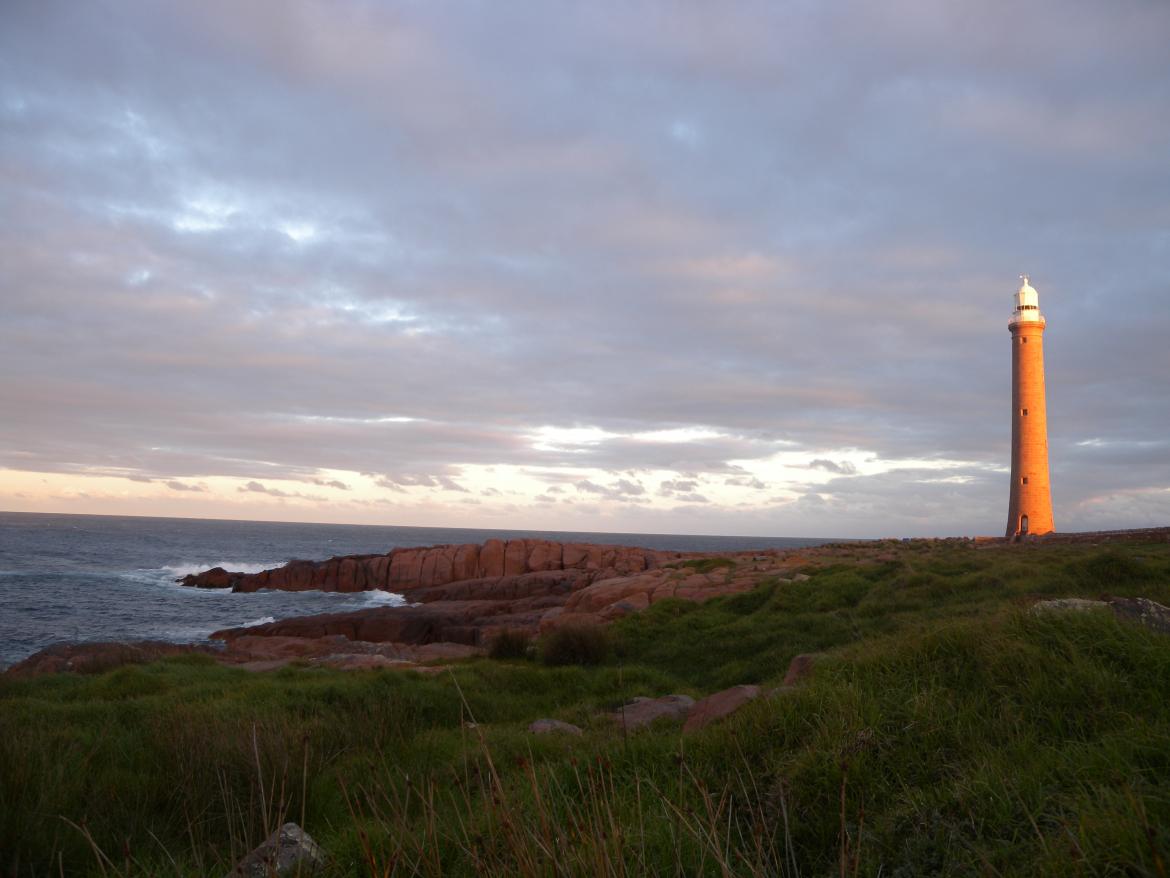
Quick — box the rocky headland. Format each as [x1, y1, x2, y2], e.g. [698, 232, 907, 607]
[196, 538, 818, 671]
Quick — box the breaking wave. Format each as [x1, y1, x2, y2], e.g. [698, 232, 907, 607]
[357, 590, 406, 607]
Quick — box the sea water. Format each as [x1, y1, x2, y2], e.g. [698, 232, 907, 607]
[0, 512, 836, 668]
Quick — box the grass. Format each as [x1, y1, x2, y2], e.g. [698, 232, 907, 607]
[671, 557, 737, 575]
[487, 629, 532, 660]
[2, 540, 1170, 875]
[539, 623, 611, 666]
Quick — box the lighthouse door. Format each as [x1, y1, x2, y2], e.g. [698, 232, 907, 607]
[1020, 515, 1029, 535]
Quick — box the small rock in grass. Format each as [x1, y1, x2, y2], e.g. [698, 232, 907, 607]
[1105, 597, 1170, 635]
[529, 718, 583, 736]
[1030, 598, 1108, 614]
[1031, 596, 1170, 635]
[609, 694, 695, 730]
[225, 822, 325, 877]
[792, 573, 811, 582]
[683, 685, 761, 733]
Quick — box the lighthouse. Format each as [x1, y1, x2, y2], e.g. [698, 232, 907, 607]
[1006, 275, 1055, 538]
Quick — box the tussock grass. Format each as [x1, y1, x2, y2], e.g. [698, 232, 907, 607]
[487, 629, 532, 660]
[2, 542, 1170, 875]
[539, 623, 611, 666]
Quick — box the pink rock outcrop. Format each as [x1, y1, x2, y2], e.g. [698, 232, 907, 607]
[608, 695, 696, 730]
[194, 543, 820, 662]
[180, 540, 680, 595]
[682, 685, 761, 733]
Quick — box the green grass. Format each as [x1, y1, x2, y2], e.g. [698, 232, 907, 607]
[2, 541, 1170, 875]
[671, 556, 737, 575]
[539, 623, 611, 666]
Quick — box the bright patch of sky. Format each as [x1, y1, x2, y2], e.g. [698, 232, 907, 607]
[529, 426, 619, 452]
[280, 222, 317, 243]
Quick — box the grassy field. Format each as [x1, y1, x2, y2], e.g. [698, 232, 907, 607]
[2, 540, 1169, 876]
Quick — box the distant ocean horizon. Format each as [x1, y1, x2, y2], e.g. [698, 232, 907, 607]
[0, 511, 844, 668]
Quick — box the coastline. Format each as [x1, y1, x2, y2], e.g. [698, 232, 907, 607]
[4, 526, 1169, 874]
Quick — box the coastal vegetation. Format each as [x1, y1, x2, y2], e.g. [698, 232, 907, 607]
[2, 539, 1169, 875]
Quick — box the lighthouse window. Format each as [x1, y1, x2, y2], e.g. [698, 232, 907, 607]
[1021, 477, 1029, 485]
[1021, 408, 1028, 416]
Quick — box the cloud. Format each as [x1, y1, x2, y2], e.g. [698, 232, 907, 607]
[724, 476, 767, 489]
[165, 480, 206, 492]
[309, 477, 350, 490]
[808, 459, 858, 476]
[237, 480, 323, 501]
[575, 478, 647, 501]
[1, 0, 1168, 536]
[376, 472, 469, 493]
[239, 480, 292, 497]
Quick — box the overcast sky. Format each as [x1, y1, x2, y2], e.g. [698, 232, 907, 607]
[2, 0, 1168, 538]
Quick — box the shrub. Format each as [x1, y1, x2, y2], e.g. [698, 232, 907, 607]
[488, 629, 532, 660]
[539, 624, 610, 666]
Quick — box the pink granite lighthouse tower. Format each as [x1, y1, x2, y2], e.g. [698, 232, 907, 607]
[1005, 275, 1055, 538]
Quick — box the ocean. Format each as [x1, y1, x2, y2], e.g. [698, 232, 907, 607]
[0, 511, 838, 669]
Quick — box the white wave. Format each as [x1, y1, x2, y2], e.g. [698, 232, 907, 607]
[160, 562, 278, 578]
[359, 590, 406, 607]
[241, 616, 276, 628]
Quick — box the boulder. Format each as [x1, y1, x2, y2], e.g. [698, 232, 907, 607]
[452, 544, 480, 580]
[478, 539, 506, 578]
[608, 695, 695, 730]
[225, 822, 325, 877]
[1105, 597, 1170, 634]
[529, 719, 583, 736]
[179, 566, 239, 589]
[1033, 596, 1170, 636]
[389, 550, 423, 587]
[504, 540, 529, 576]
[527, 541, 563, 571]
[683, 685, 761, 734]
[563, 543, 590, 568]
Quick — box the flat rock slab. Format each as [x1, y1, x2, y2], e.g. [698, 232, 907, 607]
[683, 685, 760, 734]
[1031, 598, 1108, 614]
[226, 822, 325, 877]
[608, 694, 695, 730]
[529, 719, 583, 736]
[311, 654, 414, 671]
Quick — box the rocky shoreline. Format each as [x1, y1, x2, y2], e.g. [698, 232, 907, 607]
[195, 537, 818, 672]
[9, 527, 1170, 678]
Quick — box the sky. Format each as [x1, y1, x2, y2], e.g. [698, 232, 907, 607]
[2, 0, 1169, 538]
